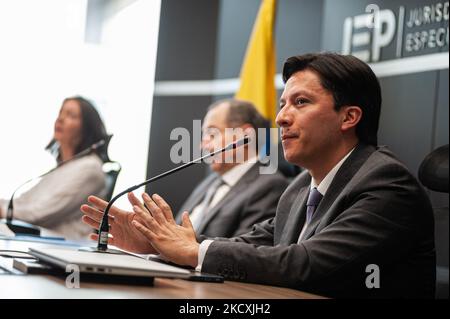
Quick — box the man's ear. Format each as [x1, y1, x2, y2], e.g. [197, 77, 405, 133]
[341, 106, 362, 132]
[241, 124, 255, 136]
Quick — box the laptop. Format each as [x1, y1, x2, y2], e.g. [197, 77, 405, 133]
[28, 246, 191, 279]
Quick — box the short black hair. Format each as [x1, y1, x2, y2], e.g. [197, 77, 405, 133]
[46, 96, 109, 162]
[282, 52, 381, 146]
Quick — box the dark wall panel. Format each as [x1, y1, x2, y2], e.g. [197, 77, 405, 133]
[378, 72, 437, 175]
[214, 0, 260, 79]
[429, 69, 449, 267]
[435, 70, 449, 148]
[155, 0, 220, 81]
[275, 0, 323, 70]
[146, 96, 210, 213]
[147, 0, 220, 212]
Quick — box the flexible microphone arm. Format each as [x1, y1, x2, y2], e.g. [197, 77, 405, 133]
[96, 136, 251, 252]
[3, 138, 107, 236]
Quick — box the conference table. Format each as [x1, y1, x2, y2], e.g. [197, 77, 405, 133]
[0, 232, 324, 299]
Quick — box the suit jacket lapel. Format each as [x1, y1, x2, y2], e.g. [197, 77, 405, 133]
[300, 143, 376, 240]
[196, 164, 260, 234]
[279, 184, 310, 244]
[176, 173, 218, 223]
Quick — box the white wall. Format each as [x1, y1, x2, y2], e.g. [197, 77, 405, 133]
[0, 0, 161, 209]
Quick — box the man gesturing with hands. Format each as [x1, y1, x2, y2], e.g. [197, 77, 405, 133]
[81, 192, 201, 267]
[81, 53, 435, 298]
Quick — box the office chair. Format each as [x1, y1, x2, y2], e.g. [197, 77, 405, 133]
[102, 161, 122, 202]
[96, 134, 122, 201]
[418, 144, 449, 299]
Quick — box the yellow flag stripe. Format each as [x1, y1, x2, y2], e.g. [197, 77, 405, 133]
[235, 0, 277, 126]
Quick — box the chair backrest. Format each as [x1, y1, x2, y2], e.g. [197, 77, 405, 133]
[418, 144, 449, 193]
[102, 161, 122, 201]
[418, 144, 449, 299]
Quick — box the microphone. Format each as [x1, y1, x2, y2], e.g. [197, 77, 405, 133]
[92, 136, 251, 253]
[1, 138, 108, 236]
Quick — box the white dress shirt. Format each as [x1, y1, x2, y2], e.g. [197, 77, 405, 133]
[196, 148, 355, 272]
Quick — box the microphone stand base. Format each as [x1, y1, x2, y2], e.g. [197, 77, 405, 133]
[1, 219, 41, 236]
[78, 246, 125, 254]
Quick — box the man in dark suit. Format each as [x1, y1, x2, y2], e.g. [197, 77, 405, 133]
[175, 99, 288, 237]
[81, 53, 435, 298]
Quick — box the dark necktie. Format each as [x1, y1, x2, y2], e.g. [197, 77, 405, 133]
[306, 187, 323, 225]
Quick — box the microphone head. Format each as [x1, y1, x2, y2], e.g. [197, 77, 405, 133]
[224, 136, 251, 151]
[236, 136, 251, 147]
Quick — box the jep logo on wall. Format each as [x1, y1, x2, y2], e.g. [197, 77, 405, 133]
[342, 2, 449, 63]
